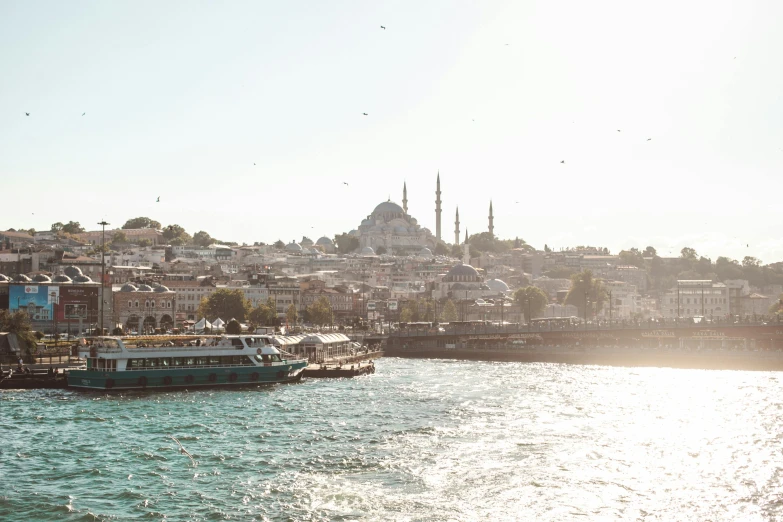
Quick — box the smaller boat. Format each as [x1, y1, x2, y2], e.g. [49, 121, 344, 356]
[68, 336, 308, 390]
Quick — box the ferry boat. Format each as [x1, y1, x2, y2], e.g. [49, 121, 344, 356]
[67, 336, 308, 390]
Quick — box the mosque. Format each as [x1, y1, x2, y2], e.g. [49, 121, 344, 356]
[348, 173, 495, 256]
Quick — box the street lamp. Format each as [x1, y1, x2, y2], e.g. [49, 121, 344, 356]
[50, 291, 59, 348]
[98, 220, 109, 335]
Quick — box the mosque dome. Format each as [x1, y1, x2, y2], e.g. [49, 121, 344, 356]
[154, 285, 170, 292]
[316, 236, 333, 246]
[372, 201, 404, 215]
[137, 284, 153, 292]
[72, 275, 93, 283]
[12, 274, 32, 282]
[32, 274, 52, 283]
[52, 275, 72, 283]
[63, 266, 83, 278]
[0, 274, 9, 282]
[418, 247, 433, 257]
[485, 279, 510, 293]
[360, 246, 376, 255]
[120, 283, 138, 292]
[447, 263, 479, 278]
[300, 237, 314, 246]
[285, 242, 303, 252]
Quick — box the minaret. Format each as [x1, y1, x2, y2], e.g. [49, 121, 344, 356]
[488, 200, 494, 238]
[402, 182, 408, 214]
[454, 207, 460, 245]
[464, 228, 468, 244]
[435, 171, 442, 242]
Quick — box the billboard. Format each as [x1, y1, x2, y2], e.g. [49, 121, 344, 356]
[56, 286, 99, 322]
[367, 301, 377, 311]
[10, 285, 57, 321]
[388, 300, 398, 311]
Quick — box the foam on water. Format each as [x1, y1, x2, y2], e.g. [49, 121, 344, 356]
[1, 358, 782, 521]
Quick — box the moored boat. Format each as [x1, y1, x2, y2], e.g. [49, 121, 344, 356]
[68, 336, 308, 390]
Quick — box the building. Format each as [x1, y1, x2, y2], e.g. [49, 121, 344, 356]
[78, 228, 164, 246]
[113, 283, 177, 333]
[660, 280, 729, 319]
[433, 263, 488, 300]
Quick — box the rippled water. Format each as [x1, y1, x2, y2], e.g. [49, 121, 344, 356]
[2, 358, 783, 521]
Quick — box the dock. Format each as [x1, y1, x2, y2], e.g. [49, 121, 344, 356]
[302, 350, 382, 378]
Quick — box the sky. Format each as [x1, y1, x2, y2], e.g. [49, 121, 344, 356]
[2, 0, 782, 263]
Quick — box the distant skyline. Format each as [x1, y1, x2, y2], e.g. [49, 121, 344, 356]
[2, 1, 782, 263]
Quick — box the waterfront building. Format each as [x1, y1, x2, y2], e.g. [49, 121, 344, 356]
[113, 283, 177, 333]
[660, 280, 728, 319]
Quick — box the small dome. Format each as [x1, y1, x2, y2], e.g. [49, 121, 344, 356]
[32, 274, 52, 283]
[349, 229, 359, 236]
[447, 263, 479, 278]
[360, 246, 376, 255]
[52, 275, 72, 283]
[418, 247, 433, 257]
[12, 274, 32, 282]
[137, 284, 153, 292]
[73, 275, 93, 283]
[0, 274, 9, 282]
[63, 266, 83, 278]
[316, 236, 333, 246]
[372, 201, 404, 215]
[300, 237, 314, 246]
[485, 279, 510, 293]
[153, 285, 170, 292]
[285, 242, 303, 252]
[394, 226, 408, 234]
[120, 283, 138, 292]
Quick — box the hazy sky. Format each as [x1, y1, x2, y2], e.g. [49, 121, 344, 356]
[2, 0, 782, 262]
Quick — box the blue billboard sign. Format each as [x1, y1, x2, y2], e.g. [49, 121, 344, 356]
[9, 285, 58, 322]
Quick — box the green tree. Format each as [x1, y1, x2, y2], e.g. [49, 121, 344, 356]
[513, 286, 548, 322]
[273, 239, 285, 249]
[468, 231, 509, 254]
[451, 244, 463, 258]
[376, 246, 387, 255]
[441, 299, 458, 322]
[249, 302, 275, 327]
[564, 269, 607, 319]
[192, 231, 213, 247]
[50, 222, 64, 233]
[0, 310, 38, 363]
[542, 265, 577, 279]
[435, 242, 449, 256]
[136, 238, 152, 247]
[643, 246, 657, 257]
[681, 247, 698, 260]
[618, 248, 645, 268]
[197, 289, 250, 322]
[742, 256, 761, 268]
[334, 233, 359, 254]
[111, 231, 128, 244]
[225, 319, 242, 335]
[286, 304, 298, 326]
[62, 221, 85, 234]
[122, 217, 161, 230]
[307, 296, 333, 326]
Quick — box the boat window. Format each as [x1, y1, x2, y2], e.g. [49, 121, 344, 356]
[272, 354, 281, 361]
[160, 358, 171, 367]
[128, 359, 142, 369]
[231, 338, 244, 347]
[145, 359, 157, 368]
[208, 357, 220, 365]
[196, 357, 207, 366]
[185, 357, 195, 366]
[172, 358, 184, 366]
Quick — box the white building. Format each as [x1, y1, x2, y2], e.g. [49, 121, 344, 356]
[660, 280, 729, 319]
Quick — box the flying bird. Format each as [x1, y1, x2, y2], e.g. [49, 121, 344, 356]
[647, 138, 652, 141]
[362, 113, 368, 116]
[169, 436, 196, 466]
[343, 182, 349, 186]
[380, 25, 386, 29]
[82, 112, 85, 116]
[560, 160, 565, 164]
[156, 196, 160, 202]
[617, 129, 621, 132]
[25, 112, 30, 116]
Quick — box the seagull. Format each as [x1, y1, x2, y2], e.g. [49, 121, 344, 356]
[560, 160, 565, 164]
[617, 129, 621, 132]
[343, 182, 349, 186]
[25, 112, 30, 116]
[362, 113, 368, 116]
[82, 112, 85, 116]
[380, 25, 386, 30]
[253, 163, 256, 165]
[647, 138, 652, 141]
[169, 436, 196, 466]
[156, 196, 160, 202]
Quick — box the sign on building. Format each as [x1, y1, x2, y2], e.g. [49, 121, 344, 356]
[388, 300, 398, 311]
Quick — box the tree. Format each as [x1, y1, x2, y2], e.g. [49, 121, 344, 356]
[122, 217, 161, 230]
[192, 231, 213, 247]
[307, 296, 333, 326]
[225, 319, 242, 335]
[50, 222, 64, 233]
[197, 289, 250, 322]
[286, 304, 298, 326]
[334, 233, 359, 254]
[0, 310, 37, 363]
[434, 243, 449, 256]
[441, 299, 458, 322]
[513, 286, 548, 322]
[62, 221, 85, 234]
[681, 247, 698, 260]
[742, 256, 761, 268]
[544, 244, 552, 253]
[619, 248, 645, 268]
[468, 232, 509, 254]
[376, 246, 387, 255]
[543, 265, 577, 279]
[273, 239, 285, 249]
[451, 244, 463, 258]
[137, 238, 152, 247]
[111, 231, 128, 244]
[564, 269, 607, 319]
[249, 302, 275, 327]
[643, 246, 657, 257]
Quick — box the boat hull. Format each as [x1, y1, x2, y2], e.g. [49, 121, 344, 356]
[67, 362, 306, 390]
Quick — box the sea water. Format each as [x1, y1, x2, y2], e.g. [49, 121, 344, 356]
[1, 358, 782, 521]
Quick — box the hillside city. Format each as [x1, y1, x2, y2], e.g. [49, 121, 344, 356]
[1, 205, 783, 336]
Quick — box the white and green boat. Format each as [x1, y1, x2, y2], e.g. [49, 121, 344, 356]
[68, 336, 307, 390]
